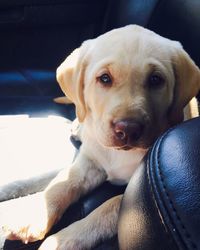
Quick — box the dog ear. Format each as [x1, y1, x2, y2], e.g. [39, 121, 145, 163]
[56, 42, 90, 122]
[168, 43, 200, 125]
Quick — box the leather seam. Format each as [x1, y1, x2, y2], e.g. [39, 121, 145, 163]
[146, 159, 177, 247]
[156, 129, 197, 249]
[150, 139, 185, 249]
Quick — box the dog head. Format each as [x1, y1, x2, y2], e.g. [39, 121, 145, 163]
[57, 25, 200, 150]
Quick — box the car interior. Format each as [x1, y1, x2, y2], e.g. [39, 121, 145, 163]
[0, 0, 200, 249]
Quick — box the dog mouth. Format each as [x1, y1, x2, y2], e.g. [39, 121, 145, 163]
[98, 133, 152, 151]
[96, 121, 157, 151]
[115, 143, 150, 151]
[116, 145, 132, 151]
[110, 131, 156, 151]
[115, 145, 133, 151]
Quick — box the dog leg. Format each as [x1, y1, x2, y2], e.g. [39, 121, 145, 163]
[2, 153, 107, 243]
[39, 195, 122, 250]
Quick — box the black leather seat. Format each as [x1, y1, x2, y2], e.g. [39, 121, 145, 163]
[118, 117, 200, 250]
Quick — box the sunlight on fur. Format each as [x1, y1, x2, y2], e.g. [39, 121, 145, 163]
[0, 192, 49, 242]
[38, 235, 58, 250]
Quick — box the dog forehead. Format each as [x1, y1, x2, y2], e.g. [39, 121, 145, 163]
[88, 25, 174, 64]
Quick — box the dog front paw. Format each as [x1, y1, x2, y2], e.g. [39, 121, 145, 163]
[38, 220, 88, 250]
[1, 192, 57, 243]
[39, 235, 83, 250]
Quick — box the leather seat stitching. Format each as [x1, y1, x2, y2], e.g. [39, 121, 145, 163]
[156, 128, 197, 249]
[146, 161, 177, 247]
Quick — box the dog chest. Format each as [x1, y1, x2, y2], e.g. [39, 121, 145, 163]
[102, 149, 146, 184]
[83, 141, 146, 184]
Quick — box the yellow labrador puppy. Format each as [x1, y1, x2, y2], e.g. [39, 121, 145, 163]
[2, 25, 200, 250]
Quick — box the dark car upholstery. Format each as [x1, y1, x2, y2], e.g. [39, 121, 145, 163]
[0, 0, 199, 249]
[0, 0, 109, 117]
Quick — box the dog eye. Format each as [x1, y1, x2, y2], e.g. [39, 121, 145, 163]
[147, 73, 164, 88]
[98, 73, 112, 86]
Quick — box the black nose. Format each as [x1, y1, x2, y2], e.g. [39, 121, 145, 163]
[113, 119, 144, 145]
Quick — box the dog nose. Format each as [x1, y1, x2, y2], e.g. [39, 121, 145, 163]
[113, 119, 144, 145]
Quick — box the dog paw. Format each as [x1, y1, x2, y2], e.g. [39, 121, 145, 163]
[38, 221, 87, 250]
[1, 192, 56, 243]
[39, 235, 83, 250]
